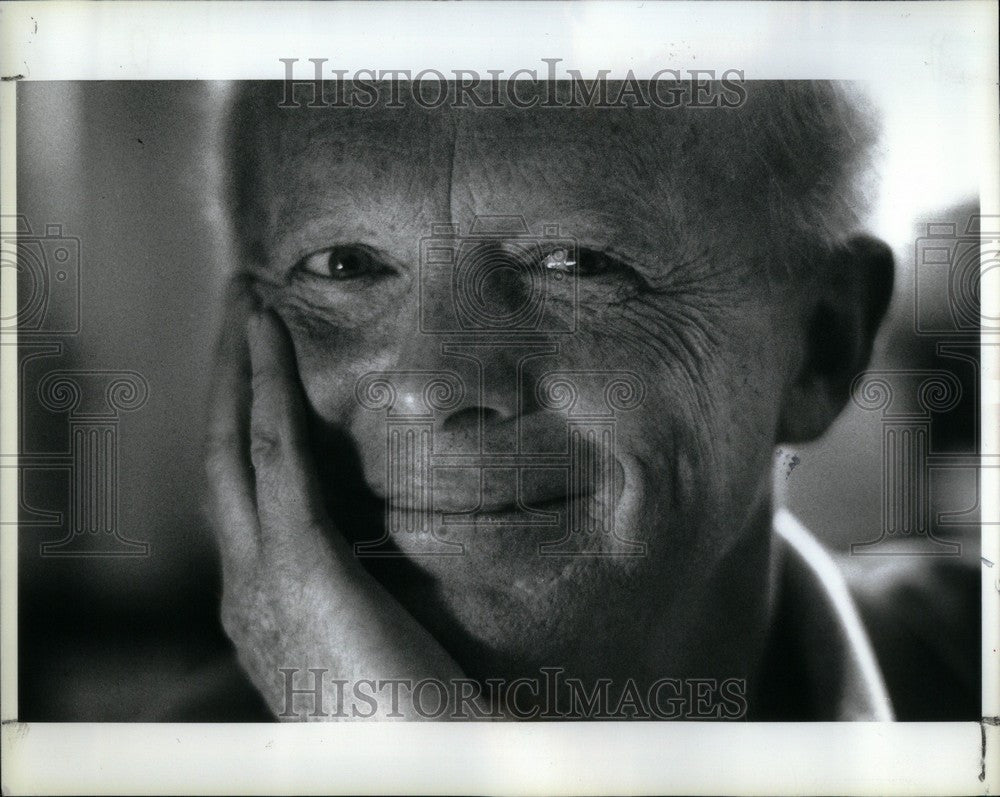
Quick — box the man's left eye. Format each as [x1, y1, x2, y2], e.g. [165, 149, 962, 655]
[542, 247, 634, 278]
[297, 245, 387, 280]
[541, 247, 577, 273]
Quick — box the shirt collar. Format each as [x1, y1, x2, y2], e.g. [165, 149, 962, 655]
[768, 509, 894, 721]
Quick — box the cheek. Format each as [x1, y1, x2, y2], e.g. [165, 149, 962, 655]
[277, 303, 405, 425]
[585, 296, 789, 536]
[279, 281, 788, 535]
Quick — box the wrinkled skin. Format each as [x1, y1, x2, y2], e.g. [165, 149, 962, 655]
[206, 90, 892, 718]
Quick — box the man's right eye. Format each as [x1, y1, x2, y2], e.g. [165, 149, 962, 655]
[296, 245, 387, 281]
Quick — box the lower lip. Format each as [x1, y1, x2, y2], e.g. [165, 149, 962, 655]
[385, 491, 622, 535]
[386, 492, 575, 519]
[444, 493, 578, 524]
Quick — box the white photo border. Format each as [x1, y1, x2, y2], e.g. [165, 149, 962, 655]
[1, 2, 997, 794]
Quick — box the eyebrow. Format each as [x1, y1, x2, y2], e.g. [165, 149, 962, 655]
[263, 213, 404, 272]
[544, 205, 697, 281]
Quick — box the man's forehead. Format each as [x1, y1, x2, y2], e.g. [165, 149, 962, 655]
[254, 101, 726, 262]
[269, 100, 694, 170]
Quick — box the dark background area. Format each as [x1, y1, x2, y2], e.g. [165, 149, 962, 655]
[14, 82, 982, 721]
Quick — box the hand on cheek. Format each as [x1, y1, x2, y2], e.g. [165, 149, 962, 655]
[205, 277, 471, 720]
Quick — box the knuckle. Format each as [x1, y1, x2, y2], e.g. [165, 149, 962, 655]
[249, 428, 283, 465]
[249, 403, 283, 453]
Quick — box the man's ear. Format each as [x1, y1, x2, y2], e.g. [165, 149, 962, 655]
[777, 234, 895, 443]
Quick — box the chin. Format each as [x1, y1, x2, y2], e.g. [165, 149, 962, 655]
[373, 521, 657, 679]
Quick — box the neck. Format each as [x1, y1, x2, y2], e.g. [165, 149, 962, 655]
[637, 496, 777, 705]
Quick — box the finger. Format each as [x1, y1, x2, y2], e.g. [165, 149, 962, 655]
[247, 309, 332, 558]
[205, 274, 261, 565]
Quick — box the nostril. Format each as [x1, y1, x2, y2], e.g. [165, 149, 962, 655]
[440, 406, 503, 432]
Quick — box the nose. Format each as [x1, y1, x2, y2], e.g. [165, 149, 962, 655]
[394, 240, 547, 437]
[391, 331, 526, 439]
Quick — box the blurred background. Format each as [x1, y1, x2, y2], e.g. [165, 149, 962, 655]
[13, 81, 984, 721]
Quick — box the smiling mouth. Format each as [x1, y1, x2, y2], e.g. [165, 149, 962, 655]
[379, 455, 626, 524]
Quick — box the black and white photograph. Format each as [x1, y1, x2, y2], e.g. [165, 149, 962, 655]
[1, 2, 997, 794]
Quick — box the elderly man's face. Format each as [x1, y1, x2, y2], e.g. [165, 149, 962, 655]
[245, 97, 807, 683]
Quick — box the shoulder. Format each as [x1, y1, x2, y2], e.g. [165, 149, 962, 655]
[839, 551, 980, 720]
[768, 511, 978, 721]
